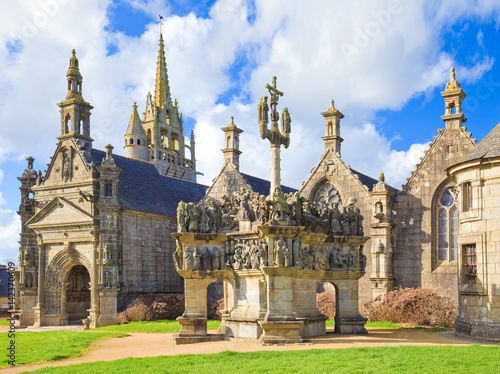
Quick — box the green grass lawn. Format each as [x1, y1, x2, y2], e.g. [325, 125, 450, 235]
[27, 345, 500, 374]
[94, 320, 406, 334]
[93, 319, 222, 333]
[0, 320, 11, 326]
[0, 331, 126, 368]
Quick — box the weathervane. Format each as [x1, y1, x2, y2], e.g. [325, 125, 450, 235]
[258, 76, 291, 196]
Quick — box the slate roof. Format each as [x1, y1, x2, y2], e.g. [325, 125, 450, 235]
[91, 150, 207, 217]
[351, 168, 399, 194]
[458, 121, 500, 163]
[241, 173, 298, 196]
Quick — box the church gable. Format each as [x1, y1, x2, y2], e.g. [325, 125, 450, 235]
[403, 126, 476, 195]
[300, 149, 373, 204]
[204, 161, 253, 202]
[43, 139, 92, 187]
[26, 196, 94, 230]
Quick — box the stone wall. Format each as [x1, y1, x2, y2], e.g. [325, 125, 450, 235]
[121, 211, 182, 296]
[394, 126, 475, 303]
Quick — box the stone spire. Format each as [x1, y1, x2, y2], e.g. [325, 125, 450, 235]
[441, 67, 467, 129]
[221, 116, 243, 170]
[57, 49, 94, 153]
[321, 99, 344, 155]
[124, 103, 148, 160]
[154, 34, 171, 110]
[66, 49, 83, 100]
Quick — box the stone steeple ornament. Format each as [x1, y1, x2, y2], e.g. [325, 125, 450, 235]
[258, 76, 291, 195]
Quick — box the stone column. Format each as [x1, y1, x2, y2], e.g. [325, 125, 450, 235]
[33, 243, 46, 327]
[334, 279, 367, 334]
[270, 144, 280, 195]
[60, 281, 69, 325]
[176, 278, 213, 341]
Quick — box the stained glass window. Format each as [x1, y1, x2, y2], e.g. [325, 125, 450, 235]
[436, 187, 458, 262]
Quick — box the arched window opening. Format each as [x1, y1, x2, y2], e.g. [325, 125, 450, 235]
[437, 188, 458, 261]
[130, 138, 134, 145]
[64, 115, 70, 134]
[314, 181, 341, 210]
[137, 139, 141, 145]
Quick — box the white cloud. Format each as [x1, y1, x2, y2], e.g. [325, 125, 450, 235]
[0, 0, 500, 221]
[0, 206, 20, 264]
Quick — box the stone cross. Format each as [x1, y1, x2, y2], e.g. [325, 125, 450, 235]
[258, 76, 291, 195]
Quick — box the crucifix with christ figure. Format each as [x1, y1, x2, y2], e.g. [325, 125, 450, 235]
[258, 76, 291, 196]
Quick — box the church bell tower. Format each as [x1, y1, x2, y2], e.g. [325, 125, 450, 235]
[57, 49, 94, 153]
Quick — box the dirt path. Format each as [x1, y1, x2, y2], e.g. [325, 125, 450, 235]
[0, 327, 475, 373]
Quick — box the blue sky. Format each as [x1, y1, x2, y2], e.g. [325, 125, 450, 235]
[1, 0, 500, 264]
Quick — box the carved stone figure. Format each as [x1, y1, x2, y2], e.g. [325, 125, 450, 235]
[104, 271, 112, 288]
[276, 234, 287, 266]
[281, 107, 291, 134]
[258, 96, 269, 124]
[25, 273, 33, 288]
[259, 240, 268, 267]
[187, 203, 200, 232]
[329, 245, 343, 269]
[184, 246, 194, 270]
[330, 203, 342, 235]
[359, 246, 367, 272]
[300, 246, 314, 270]
[206, 198, 222, 233]
[201, 246, 211, 270]
[237, 188, 252, 221]
[250, 240, 260, 269]
[211, 247, 221, 270]
[177, 201, 187, 232]
[193, 247, 202, 270]
[347, 244, 358, 270]
[271, 187, 289, 222]
[341, 209, 351, 236]
[292, 236, 301, 267]
[315, 247, 328, 271]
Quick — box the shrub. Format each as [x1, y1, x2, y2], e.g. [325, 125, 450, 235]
[208, 298, 224, 320]
[363, 288, 457, 328]
[316, 292, 336, 320]
[117, 293, 185, 324]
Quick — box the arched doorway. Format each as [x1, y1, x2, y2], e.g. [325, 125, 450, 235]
[66, 265, 90, 324]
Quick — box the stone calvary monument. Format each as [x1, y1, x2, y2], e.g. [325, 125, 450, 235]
[172, 78, 369, 344]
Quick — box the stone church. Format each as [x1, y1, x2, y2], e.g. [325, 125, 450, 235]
[16, 35, 500, 340]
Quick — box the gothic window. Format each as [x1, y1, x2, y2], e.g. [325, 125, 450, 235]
[130, 138, 134, 145]
[137, 139, 141, 145]
[463, 244, 477, 284]
[437, 188, 458, 261]
[315, 181, 341, 209]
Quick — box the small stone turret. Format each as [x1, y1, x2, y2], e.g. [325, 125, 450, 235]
[221, 116, 243, 171]
[441, 67, 467, 129]
[321, 100, 344, 155]
[369, 171, 395, 297]
[124, 103, 148, 160]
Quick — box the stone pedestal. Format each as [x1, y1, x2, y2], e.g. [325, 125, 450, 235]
[173, 317, 224, 344]
[258, 320, 304, 344]
[335, 316, 368, 334]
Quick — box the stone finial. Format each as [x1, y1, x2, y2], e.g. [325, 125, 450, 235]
[133, 102, 137, 109]
[26, 156, 34, 170]
[379, 171, 385, 182]
[450, 67, 456, 82]
[328, 99, 335, 111]
[105, 144, 114, 159]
